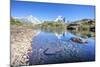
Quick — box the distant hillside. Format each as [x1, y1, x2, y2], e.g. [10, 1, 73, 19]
[10, 17, 23, 25]
[67, 19, 95, 32]
[72, 19, 95, 24]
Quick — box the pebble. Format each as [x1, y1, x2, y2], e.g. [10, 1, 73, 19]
[11, 25, 37, 66]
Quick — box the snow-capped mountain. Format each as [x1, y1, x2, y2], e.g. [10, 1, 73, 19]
[14, 15, 41, 24]
[54, 16, 65, 22]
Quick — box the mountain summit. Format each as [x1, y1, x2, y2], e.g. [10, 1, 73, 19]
[54, 16, 65, 22]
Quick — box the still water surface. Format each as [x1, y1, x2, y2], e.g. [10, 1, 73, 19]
[29, 30, 95, 65]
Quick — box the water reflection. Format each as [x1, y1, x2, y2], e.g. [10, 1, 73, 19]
[28, 28, 95, 65]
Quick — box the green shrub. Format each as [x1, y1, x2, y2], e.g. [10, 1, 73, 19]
[10, 19, 23, 25]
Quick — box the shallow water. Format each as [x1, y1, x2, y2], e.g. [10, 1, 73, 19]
[29, 30, 95, 65]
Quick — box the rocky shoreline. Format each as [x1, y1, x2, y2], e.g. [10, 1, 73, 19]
[11, 25, 37, 67]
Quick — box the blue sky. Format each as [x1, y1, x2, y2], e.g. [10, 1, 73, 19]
[11, 0, 95, 22]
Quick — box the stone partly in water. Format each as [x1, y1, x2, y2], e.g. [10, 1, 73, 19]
[70, 37, 88, 44]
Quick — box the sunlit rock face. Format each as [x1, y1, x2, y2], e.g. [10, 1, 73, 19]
[54, 16, 66, 23]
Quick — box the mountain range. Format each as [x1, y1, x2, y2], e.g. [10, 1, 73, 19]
[13, 15, 42, 24]
[13, 15, 94, 24]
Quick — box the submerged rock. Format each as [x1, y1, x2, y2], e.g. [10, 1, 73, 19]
[43, 47, 62, 55]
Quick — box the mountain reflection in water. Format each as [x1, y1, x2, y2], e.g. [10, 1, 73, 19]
[28, 30, 95, 65]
